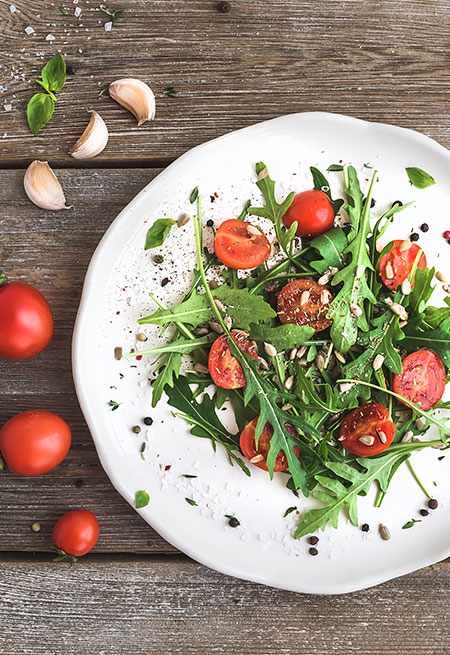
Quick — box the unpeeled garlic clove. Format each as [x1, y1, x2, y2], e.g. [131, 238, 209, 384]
[24, 161, 70, 211]
[109, 78, 155, 125]
[69, 110, 108, 159]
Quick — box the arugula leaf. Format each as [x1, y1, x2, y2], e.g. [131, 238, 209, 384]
[27, 93, 55, 135]
[423, 299, 450, 328]
[406, 167, 436, 189]
[135, 490, 150, 508]
[250, 324, 314, 350]
[190, 187, 199, 203]
[294, 451, 410, 538]
[125, 335, 213, 358]
[310, 166, 344, 215]
[151, 351, 182, 407]
[139, 285, 276, 331]
[145, 218, 176, 249]
[406, 267, 435, 316]
[310, 227, 347, 273]
[237, 199, 251, 220]
[165, 376, 250, 476]
[327, 167, 378, 353]
[327, 164, 343, 171]
[41, 52, 66, 92]
[403, 315, 450, 369]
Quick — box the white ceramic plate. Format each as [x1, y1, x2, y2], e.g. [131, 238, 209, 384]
[73, 112, 450, 594]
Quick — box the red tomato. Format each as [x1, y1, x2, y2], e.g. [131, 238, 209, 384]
[208, 330, 259, 389]
[277, 279, 333, 332]
[0, 281, 54, 360]
[53, 510, 99, 557]
[377, 240, 427, 291]
[214, 219, 271, 269]
[240, 417, 300, 472]
[393, 350, 446, 411]
[0, 410, 71, 476]
[282, 190, 334, 237]
[339, 402, 395, 456]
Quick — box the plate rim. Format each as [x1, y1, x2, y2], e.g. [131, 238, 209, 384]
[72, 111, 450, 595]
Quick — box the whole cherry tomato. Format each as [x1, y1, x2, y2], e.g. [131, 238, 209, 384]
[53, 510, 99, 557]
[0, 281, 54, 360]
[0, 410, 71, 476]
[282, 190, 334, 237]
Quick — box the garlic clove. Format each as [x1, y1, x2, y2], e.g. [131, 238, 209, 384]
[69, 110, 108, 159]
[24, 161, 70, 211]
[109, 78, 155, 125]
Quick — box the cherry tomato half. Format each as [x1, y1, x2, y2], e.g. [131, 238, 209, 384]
[377, 240, 427, 291]
[208, 330, 259, 389]
[214, 219, 271, 270]
[393, 350, 446, 411]
[339, 402, 395, 456]
[240, 417, 300, 472]
[277, 279, 334, 332]
[0, 281, 54, 360]
[0, 410, 71, 476]
[282, 190, 334, 237]
[53, 510, 99, 557]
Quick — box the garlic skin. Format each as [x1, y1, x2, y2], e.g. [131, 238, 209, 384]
[69, 110, 108, 159]
[24, 161, 70, 211]
[109, 78, 155, 125]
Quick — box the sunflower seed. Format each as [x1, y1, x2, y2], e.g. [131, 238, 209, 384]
[401, 430, 414, 443]
[377, 430, 387, 444]
[257, 167, 269, 181]
[320, 290, 330, 304]
[264, 342, 277, 358]
[136, 332, 147, 342]
[399, 319, 408, 328]
[300, 290, 310, 305]
[399, 239, 412, 252]
[330, 267, 339, 275]
[350, 302, 363, 317]
[318, 272, 331, 285]
[401, 279, 411, 295]
[246, 224, 261, 237]
[289, 347, 298, 361]
[269, 243, 278, 258]
[359, 435, 375, 446]
[337, 435, 346, 442]
[208, 279, 220, 290]
[315, 354, 326, 371]
[443, 284, 450, 295]
[415, 418, 427, 430]
[114, 347, 123, 361]
[259, 357, 270, 370]
[355, 264, 365, 279]
[284, 375, 294, 391]
[282, 403, 292, 411]
[335, 351, 346, 364]
[224, 316, 233, 330]
[194, 363, 209, 375]
[177, 212, 190, 227]
[209, 321, 223, 334]
[372, 354, 385, 371]
[379, 524, 391, 541]
[340, 382, 354, 393]
[435, 270, 448, 283]
[298, 357, 307, 366]
[384, 261, 394, 279]
[296, 345, 307, 359]
[214, 298, 226, 312]
[390, 303, 408, 320]
[193, 326, 209, 336]
[250, 454, 265, 464]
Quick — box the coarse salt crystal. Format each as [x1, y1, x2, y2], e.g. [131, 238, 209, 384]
[104, 21, 113, 31]
[25, 26, 35, 35]
[3, 104, 12, 112]
[10, 4, 17, 12]
[46, 34, 56, 41]
[74, 6, 81, 17]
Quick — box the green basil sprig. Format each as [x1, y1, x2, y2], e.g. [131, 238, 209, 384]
[405, 167, 436, 189]
[27, 52, 66, 135]
[144, 218, 176, 249]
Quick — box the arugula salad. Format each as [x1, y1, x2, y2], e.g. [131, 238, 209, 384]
[128, 162, 450, 540]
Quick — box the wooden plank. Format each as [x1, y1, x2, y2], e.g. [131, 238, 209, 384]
[0, 168, 179, 552]
[0, 554, 449, 654]
[2, 0, 450, 164]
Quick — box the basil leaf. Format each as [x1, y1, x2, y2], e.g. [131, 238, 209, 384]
[135, 490, 150, 508]
[59, 6, 70, 15]
[41, 52, 66, 92]
[406, 167, 436, 189]
[27, 93, 55, 135]
[327, 164, 343, 171]
[144, 218, 176, 249]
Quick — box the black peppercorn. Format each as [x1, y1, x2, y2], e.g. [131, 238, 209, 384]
[154, 254, 164, 264]
[361, 523, 370, 532]
[206, 219, 214, 227]
[309, 547, 319, 556]
[410, 232, 420, 242]
[217, 1, 230, 12]
[143, 417, 153, 426]
[420, 223, 429, 232]
[228, 517, 240, 528]
[419, 509, 429, 517]
[308, 535, 319, 545]
[391, 200, 403, 208]
[428, 498, 439, 510]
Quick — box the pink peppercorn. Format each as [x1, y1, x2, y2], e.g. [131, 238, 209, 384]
[444, 230, 450, 239]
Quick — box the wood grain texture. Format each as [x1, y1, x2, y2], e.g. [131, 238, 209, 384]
[2, 0, 450, 164]
[0, 555, 449, 654]
[0, 168, 178, 553]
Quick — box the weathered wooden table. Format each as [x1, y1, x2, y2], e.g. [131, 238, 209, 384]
[1, 1, 450, 652]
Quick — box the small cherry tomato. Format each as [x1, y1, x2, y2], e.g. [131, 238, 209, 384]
[208, 329, 259, 389]
[53, 510, 99, 557]
[339, 402, 395, 456]
[0, 410, 71, 476]
[240, 417, 300, 472]
[214, 219, 271, 269]
[277, 279, 333, 332]
[282, 190, 334, 237]
[393, 350, 446, 411]
[0, 281, 54, 360]
[377, 240, 427, 291]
